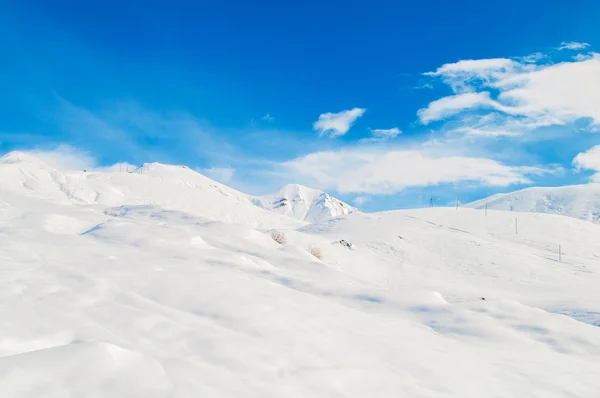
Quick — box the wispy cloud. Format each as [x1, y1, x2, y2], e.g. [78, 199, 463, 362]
[558, 41, 590, 51]
[424, 58, 519, 93]
[360, 128, 402, 143]
[353, 196, 370, 206]
[418, 92, 495, 124]
[261, 113, 274, 122]
[53, 98, 243, 167]
[573, 53, 598, 61]
[13, 144, 137, 172]
[200, 166, 236, 183]
[23, 144, 96, 171]
[97, 162, 139, 173]
[313, 108, 366, 138]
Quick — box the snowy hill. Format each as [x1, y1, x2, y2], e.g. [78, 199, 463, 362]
[0, 152, 302, 229]
[255, 183, 358, 222]
[466, 183, 600, 222]
[1, 151, 600, 397]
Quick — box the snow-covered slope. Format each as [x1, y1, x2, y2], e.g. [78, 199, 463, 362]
[2, 151, 600, 397]
[466, 183, 600, 222]
[256, 183, 358, 222]
[0, 151, 302, 229]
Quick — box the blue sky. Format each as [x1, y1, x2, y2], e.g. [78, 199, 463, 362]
[2, 0, 600, 211]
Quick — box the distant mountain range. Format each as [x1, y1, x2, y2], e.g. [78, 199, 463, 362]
[0, 151, 356, 225]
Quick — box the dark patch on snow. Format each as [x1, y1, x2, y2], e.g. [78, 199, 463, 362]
[353, 294, 383, 303]
[553, 309, 600, 327]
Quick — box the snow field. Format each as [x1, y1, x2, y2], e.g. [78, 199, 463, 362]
[1, 153, 600, 397]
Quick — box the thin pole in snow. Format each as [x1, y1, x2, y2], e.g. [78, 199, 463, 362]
[456, 199, 459, 210]
[430, 197, 433, 207]
[515, 218, 518, 234]
[559, 245, 562, 262]
[485, 202, 488, 216]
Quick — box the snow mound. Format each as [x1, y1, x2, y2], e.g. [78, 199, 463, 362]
[256, 183, 358, 222]
[466, 183, 600, 222]
[0, 341, 171, 398]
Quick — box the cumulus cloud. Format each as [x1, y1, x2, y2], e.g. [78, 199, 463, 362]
[573, 145, 600, 181]
[200, 166, 235, 183]
[313, 108, 366, 138]
[420, 48, 600, 137]
[558, 41, 590, 51]
[361, 127, 402, 142]
[280, 147, 552, 194]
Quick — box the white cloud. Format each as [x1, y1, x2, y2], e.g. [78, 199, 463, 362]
[495, 57, 600, 124]
[451, 127, 523, 138]
[573, 145, 600, 181]
[425, 58, 518, 93]
[558, 41, 590, 51]
[26, 145, 96, 171]
[361, 127, 402, 142]
[415, 83, 434, 90]
[97, 162, 139, 173]
[280, 147, 552, 194]
[313, 108, 366, 138]
[200, 166, 235, 183]
[573, 52, 598, 62]
[420, 50, 600, 137]
[427, 58, 516, 76]
[518, 52, 547, 64]
[15, 145, 138, 173]
[418, 92, 495, 124]
[353, 196, 370, 206]
[262, 113, 274, 122]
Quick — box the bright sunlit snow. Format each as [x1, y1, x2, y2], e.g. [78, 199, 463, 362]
[466, 183, 600, 223]
[256, 183, 358, 223]
[1, 152, 600, 397]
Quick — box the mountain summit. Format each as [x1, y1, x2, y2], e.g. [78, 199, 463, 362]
[255, 184, 358, 223]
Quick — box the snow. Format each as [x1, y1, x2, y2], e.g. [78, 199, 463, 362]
[1, 151, 600, 397]
[256, 183, 358, 223]
[0, 153, 302, 229]
[466, 183, 600, 222]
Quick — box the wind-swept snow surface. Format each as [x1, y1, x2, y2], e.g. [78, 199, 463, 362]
[466, 183, 600, 222]
[1, 152, 600, 397]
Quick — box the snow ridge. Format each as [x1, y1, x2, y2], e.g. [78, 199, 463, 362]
[466, 183, 600, 222]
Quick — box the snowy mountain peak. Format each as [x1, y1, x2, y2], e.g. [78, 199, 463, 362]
[256, 183, 358, 223]
[466, 183, 600, 223]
